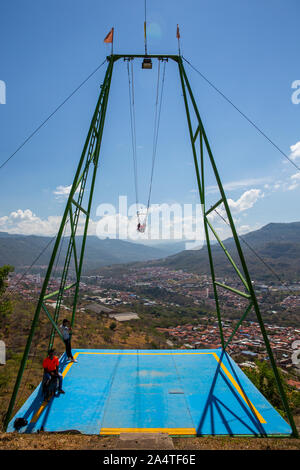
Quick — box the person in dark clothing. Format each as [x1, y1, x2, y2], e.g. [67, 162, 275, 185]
[43, 348, 64, 396]
[60, 319, 77, 363]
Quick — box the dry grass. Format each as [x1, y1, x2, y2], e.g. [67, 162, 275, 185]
[0, 432, 299, 450]
[0, 300, 165, 425]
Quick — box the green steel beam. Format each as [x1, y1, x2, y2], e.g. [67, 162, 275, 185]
[68, 209, 79, 279]
[71, 199, 89, 216]
[43, 282, 77, 301]
[48, 58, 114, 348]
[178, 56, 298, 437]
[205, 198, 223, 216]
[178, 59, 225, 348]
[224, 302, 253, 350]
[4, 52, 297, 438]
[178, 61, 204, 204]
[206, 218, 250, 291]
[71, 58, 114, 328]
[111, 54, 179, 62]
[214, 281, 251, 299]
[41, 303, 65, 343]
[3, 58, 113, 431]
[193, 124, 200, 143]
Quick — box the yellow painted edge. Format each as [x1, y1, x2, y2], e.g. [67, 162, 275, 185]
[31, 402, 48, 423]
[31, 350, 266, 427]
[100, 427, 197, 435]
[75, 351, 266, 425]
[77, 351, 211, 356]
[212, 352, 266, 424]
[62, 351, 79, 378]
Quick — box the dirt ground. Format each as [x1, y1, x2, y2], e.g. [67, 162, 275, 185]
[0, 431, 300, 450]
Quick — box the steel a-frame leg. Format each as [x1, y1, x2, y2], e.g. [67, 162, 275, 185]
[4, 57, 114, 431]
[177, 57, 298, 437]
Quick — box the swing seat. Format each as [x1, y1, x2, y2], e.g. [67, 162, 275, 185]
[137, 224, 146, 233]
[42, 373, 59, 402]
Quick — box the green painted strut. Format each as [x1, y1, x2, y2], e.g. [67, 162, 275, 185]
[4, 54, 298, 438]
[178, 56, 298, 437]
[3, 57, 114, 431]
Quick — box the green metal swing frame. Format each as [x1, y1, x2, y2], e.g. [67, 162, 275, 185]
[4, 54, 298, 437]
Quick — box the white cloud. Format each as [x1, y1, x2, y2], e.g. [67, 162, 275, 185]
[227, 189, 263, 213]
[53, 184, 80, 199]
[287, 172, 300, 191]
[206, 177, 269, 195]
[289, 141, 300, 161]
[0, 209, 97, 236]
[0, 209, 61, 236]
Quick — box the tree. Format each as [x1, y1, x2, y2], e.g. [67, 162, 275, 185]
[0, 265, 14, 320]
[244, 360, 289, 414]
[0, 265, 14, 294]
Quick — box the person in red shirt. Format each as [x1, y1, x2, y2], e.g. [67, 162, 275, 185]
[42, 348, 64, 395]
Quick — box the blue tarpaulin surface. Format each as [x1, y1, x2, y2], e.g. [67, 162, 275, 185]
[7, 349, 292, 436]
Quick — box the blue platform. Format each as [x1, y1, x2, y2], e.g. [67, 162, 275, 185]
[7, 349, 292, 436]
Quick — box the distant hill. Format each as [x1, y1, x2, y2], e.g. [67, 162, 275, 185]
[144, 222, 300, 282]
[1, 222, 300, 281]
[0, 233, 183, 271]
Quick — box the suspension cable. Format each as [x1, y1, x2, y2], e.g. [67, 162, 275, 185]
[146, 60, 167, 214]
[213, 207, 297, 296]
[1, 215, 71, 303]
[127, 60, 139, 218]
[182, 56, 300, 173]
[0, 59, 107, 173]
[144, 0, 148, 55]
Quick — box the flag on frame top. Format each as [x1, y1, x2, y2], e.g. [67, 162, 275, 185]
[176, 24, 180, 39]
[104, 28, 114, 43]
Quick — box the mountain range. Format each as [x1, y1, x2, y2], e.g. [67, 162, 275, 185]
[0, 233, 185, 271]
[0, 222, 299, 281]
[146, 222, 300, 282]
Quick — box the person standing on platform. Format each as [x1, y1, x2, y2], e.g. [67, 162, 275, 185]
[60, 319, 77, 363]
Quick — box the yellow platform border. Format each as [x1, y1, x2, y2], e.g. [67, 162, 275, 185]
[31, 350, 266, 432]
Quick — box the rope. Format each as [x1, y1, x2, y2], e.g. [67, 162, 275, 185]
[2, 215, 71, 303]
[2, 237, 55, 303]
[182, 56, 300, 173]
[0, 59, 107, 172]
[1, 213, 73, 421]
[127, 60, 139, 218]
[53, 217, 68, 279]
[144, 0, 148, 55]
[128, 58, 167, 229]
[12, 316, 43, 417]
[146, 60, 167, 214]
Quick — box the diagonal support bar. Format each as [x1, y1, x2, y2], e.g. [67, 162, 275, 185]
[206, 218, 250, 291]
[215, 281, 251, 299]
[4, 57, 114, 431]
[41, 303, 65, 343]
[224, 302, 253, 350]
[71, 199, 89, 216]
[178, 55, 298, 436]
[205, 199, 223, 216]
[43, 282, 77, 301]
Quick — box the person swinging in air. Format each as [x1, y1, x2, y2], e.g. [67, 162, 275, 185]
[137, 222, 146, 233]
[136, 210, 146, 233]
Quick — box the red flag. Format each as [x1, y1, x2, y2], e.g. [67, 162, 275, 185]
[104, 27, 114, 43]
[176, 24, 180, 39]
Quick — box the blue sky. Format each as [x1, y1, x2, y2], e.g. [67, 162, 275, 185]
[0, 0, 300, 242]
